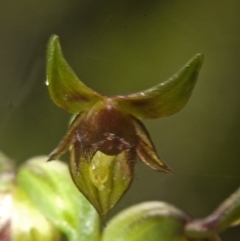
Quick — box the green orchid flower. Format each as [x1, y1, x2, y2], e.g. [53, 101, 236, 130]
[46, 35, 204, 219]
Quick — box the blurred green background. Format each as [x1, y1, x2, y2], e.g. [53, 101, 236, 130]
[0, 0, 240, 240]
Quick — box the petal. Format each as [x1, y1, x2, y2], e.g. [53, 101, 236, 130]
[132, 117, 172, 173]
[47, 35, 103, 113]
[69, 149, 134, 221]
[113, 54, 204, 119]
[47, 113, 85, 161]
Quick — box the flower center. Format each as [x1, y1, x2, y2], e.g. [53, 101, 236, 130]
[77, 101, 138, 156]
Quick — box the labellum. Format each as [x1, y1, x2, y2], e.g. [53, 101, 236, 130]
[46, 35, 204, 219]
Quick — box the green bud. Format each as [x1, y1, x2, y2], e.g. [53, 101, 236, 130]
[0, 152, 59, 241]
[18, 156, 100, 241]
[11, 187, 60, 241]
[102, 201, 190, 241]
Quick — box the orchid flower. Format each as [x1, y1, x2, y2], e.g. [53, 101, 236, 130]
[46, 35, 204, 219]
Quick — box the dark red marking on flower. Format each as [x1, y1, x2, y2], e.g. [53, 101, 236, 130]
[77, 104, 138, 156]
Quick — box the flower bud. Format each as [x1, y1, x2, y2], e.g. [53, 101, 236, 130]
[102, 201, 221, 241]
[11, 187, 60, 241]
[18, 156, 100, 241]
[0, 152, 59, 241]
[102, 201, 190, 241]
